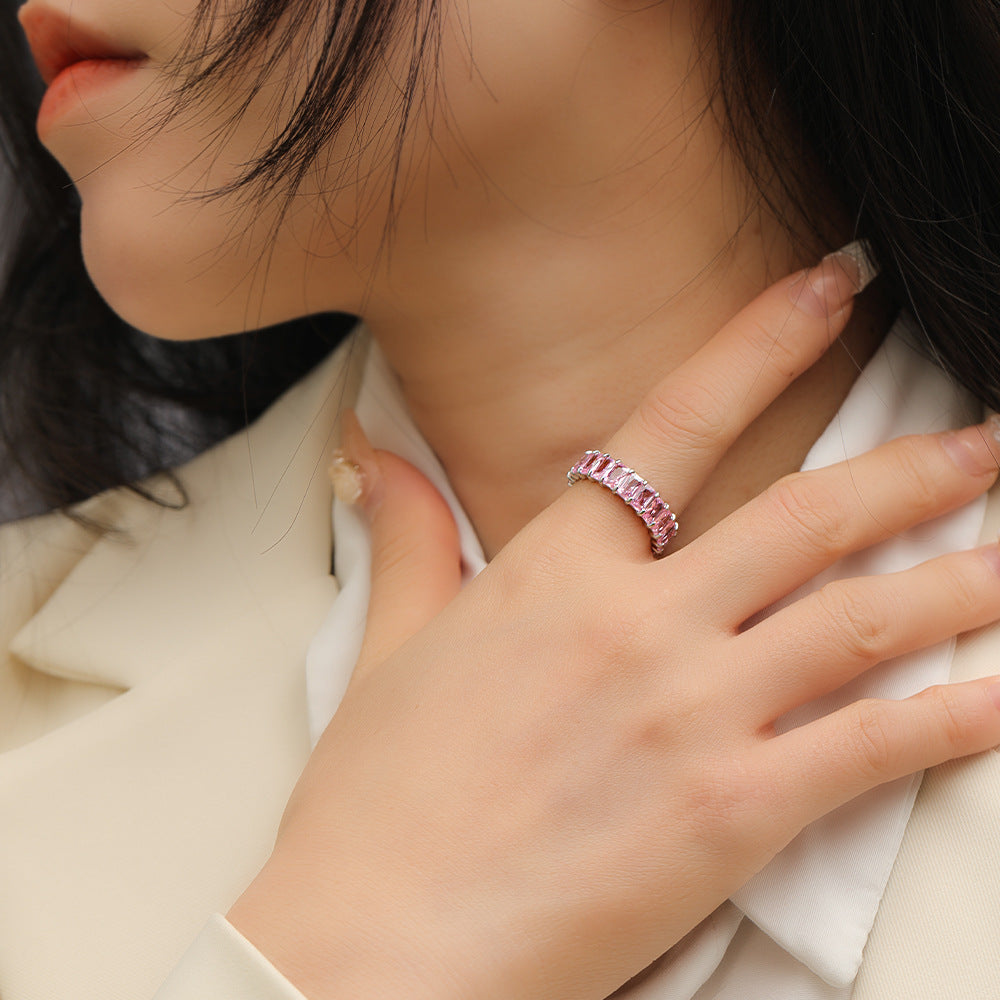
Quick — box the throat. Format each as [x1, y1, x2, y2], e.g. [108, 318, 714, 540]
[381, 290, 893, 561]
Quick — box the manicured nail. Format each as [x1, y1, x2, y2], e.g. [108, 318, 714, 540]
[788, 239, 879, 317]
[833, 240, 880, 291]
[989, 413, 1000, 444]
[328, 410, 383, 511]
[940, 423, 999, 477]
[328, 452, 364, 504]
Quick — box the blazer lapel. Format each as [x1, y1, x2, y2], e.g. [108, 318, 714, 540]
[7, 334, 366, 691]
[0, 335, 367, 1000]
[853, 480, 1000, 998]
[0, 506, 123, 754]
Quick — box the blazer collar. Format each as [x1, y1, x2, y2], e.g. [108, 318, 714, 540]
[852, 471, 1000, 996]
[8, 331, 368, 691]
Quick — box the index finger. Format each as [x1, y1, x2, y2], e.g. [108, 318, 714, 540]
[568, 242, 878, 558]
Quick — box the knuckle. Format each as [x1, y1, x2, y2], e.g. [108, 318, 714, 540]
[372, 537, 417, 580]
[637, 377, 729, 447]
[849, 699, 896, 776]
[626, 667, 719, 756]
[740, 318, 802, 379]
[887, 436, 941, 516]
[487, 544, 550, 597]
[764, 473, 851, 554]
[484, 538, 574, 616]
[580, 600, 653, 665]
[936, 562, 981, 618]
[816, 584, 895, 661]
[679, 757, 781, 862]
[923, 684, 975, 754]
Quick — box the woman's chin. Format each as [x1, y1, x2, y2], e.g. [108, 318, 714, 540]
[81, 259, 237, 341]
[77, 192, 358, 340]
[79, 216, 293, 341]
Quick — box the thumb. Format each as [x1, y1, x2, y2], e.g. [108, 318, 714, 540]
[331, 410, 463, 682]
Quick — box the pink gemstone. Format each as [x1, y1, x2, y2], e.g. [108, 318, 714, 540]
[635, 486, 656, 510]
[594, 456, 615, 478]
[617, 476, 643, 501]
[604, 465, 628, 488]
[580, 452, 601, 475]
[643, 498, 663, 522]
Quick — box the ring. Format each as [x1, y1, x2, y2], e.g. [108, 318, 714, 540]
[567, 451, 678, 557]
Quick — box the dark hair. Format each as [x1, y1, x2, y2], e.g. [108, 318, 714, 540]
[709, 0, 1000, 401]
[2, 0, 999, 515]
[0, 0, 354, 517]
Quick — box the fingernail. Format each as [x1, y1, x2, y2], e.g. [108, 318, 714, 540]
[328, 452, 364, 504]
[987, 681, 1000, 713]
[989, 413, 1000, 444]
[328, 410, 383, 511]
[980, 544, 1000, 577]
[788, 239, 879, 317]
[940, 423, 999, 477]
[833, 240, 880, 292]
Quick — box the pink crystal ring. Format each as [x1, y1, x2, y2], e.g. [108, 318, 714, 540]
[567, 451, 678, 557]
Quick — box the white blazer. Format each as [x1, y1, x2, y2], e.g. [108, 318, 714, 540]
[0, 340, 997, 1000]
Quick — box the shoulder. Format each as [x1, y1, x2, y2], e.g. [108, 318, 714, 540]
[1, 331, 365, 588]
[0, 337, 365, 1000]
[0, 332, 363, 745]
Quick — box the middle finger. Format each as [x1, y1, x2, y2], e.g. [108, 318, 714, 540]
[686, 421, 1000, 627]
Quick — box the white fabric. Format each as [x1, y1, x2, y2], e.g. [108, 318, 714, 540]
[305, 341, 487, 742]
[304, 315, 985, 999]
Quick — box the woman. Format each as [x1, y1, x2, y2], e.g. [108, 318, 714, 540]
[1, 0, 999, 998]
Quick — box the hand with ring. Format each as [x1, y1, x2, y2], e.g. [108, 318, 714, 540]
[228, 251, 1000, 1000]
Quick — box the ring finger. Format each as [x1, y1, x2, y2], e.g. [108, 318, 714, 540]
[736, 544, 1000, 722]
[759, 672, 1000, 841]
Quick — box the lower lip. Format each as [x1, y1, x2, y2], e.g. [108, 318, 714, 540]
[37, 58, 145, 136]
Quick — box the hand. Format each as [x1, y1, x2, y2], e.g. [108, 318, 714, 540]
[229, 254, 1000, 1000]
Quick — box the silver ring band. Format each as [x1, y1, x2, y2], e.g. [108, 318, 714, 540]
[567, 451, 678, 557]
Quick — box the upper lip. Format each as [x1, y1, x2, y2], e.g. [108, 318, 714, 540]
[19, 5, 146, 86]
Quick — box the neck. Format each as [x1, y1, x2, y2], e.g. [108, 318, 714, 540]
[361, 234, 890, 560]
[344, 1, 891, 557]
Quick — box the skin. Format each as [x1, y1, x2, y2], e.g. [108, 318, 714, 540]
[25, 0, 888, 555]
[20, 0, 1000, 996]
[228, 273, 1000, 1000]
